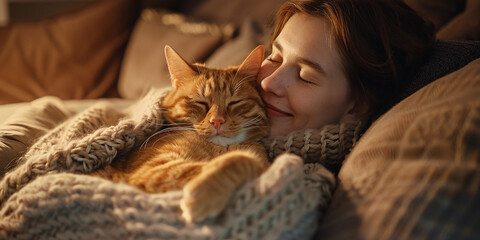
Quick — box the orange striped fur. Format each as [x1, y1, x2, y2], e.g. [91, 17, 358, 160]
[92, 45, 269, 223]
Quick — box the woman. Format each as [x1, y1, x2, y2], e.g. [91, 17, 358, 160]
[258, 0, 436, 136]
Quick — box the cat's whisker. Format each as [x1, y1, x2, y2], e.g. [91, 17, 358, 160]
[150, 130, 194, 146]
[93, 47, 270, 223]
[233, 72, 255, 84]
[233, 75, 256, 94]
[240, 114, 265, 127]
[162, 123, 191, 127]
[232, 69, 240, 84]
[143, 131, 192, 149]
[152, 122, 193, 130]
[141, 126, 195, 149]
[192, 61, 202, 73]
[245, 125, 269, 130]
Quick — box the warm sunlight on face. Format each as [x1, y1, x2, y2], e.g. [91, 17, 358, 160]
[257, 13, 354, 136]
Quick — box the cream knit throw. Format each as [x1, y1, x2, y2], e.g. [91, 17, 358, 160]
[0, 89, 363, 239]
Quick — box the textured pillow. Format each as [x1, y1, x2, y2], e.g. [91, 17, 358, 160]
[404, 40, 480, 97]
[317, 58, 480, 239]
[118, 9, 233, 99]
[379, 40, 480, 115]
[437, 0, 480, 40]
[0, 0, 139, 104]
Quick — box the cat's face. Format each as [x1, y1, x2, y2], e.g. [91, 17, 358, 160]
[162, 46, 269, 146]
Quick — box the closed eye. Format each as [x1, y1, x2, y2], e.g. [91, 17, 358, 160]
[227, 100, 242, 112]
[194, 101, 209, 110]
[266, 55, 282, 64]
[228, 100, 241, 106]
[298, 73, 315, 85]
[266, 57, 280, 63]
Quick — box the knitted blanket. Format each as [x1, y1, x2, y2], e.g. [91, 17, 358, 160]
[0, 88, 364, 239]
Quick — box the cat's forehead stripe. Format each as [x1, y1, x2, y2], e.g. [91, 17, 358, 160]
[201, 72, 233, 98]
[192, 69, 259, 103]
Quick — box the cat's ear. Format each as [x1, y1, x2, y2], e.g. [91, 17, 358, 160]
[164, 45, 198, 89]
[237, 45, 264, 77]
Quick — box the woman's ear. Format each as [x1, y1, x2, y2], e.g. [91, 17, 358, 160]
[339, 100, 361, 123]
[346, 99, 372, 119]
[344, 100, 356, 115]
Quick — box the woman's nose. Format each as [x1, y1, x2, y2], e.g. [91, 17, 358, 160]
[259, 67, 287, 97]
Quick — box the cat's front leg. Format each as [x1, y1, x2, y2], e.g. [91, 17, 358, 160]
[181, 150, 267, 223]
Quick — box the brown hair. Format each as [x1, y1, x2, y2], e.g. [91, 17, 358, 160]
[271, 0, 436, 116]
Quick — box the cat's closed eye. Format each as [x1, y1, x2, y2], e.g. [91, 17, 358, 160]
[227, 100, 242, 111]
[194, 101, 209, 110]
[228, 100, 241, 106]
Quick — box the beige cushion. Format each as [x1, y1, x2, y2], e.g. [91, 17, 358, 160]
[0, 97, 133, 177]
[0, 97, 71, 176]
[0, 0, 139, 104]
[118, 9, 233, 99]
[318, 58, 480, 239]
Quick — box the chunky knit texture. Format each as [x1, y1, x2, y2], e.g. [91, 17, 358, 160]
[0, 88, 365, 239]
[263, 115, 366, 174]
[1, 156, 334, 240]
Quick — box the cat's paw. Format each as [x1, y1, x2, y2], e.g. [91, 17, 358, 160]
[180, 180, 231, 223]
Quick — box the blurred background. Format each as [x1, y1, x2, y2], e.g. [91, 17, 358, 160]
[0, 0, 95, 26]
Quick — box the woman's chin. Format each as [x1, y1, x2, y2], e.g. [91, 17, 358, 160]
[268, 121, 293, 136]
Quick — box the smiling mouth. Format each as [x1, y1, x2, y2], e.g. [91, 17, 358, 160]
[265, 104, 293, 118]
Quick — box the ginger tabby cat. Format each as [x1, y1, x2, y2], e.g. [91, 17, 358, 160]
[92, 45, 270, 223]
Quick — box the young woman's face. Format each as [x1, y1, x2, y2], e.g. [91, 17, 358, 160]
[258, 13, 354, 136]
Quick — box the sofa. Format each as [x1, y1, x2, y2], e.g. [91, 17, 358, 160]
[0, 0, 479, 239]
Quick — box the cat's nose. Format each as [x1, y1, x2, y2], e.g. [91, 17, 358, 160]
[210, 116, 225, 130]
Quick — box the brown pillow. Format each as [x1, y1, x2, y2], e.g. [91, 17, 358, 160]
[437, 0, 480, 40]
[179, 0, 286, 27]
[118, 9, 232, 99]
[205, 19, 268, 68]
[0, 0, 139, 104]
[403, 0, 466, 30]
[317, 58, 480, 239]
